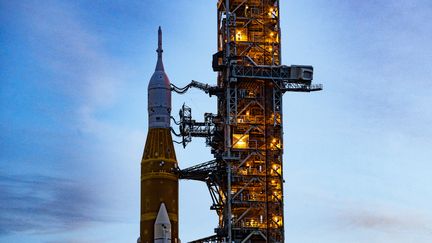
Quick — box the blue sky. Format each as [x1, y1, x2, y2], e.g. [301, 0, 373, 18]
[1, 0, 432, 242]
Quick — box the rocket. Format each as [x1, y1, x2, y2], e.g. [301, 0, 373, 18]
[138, 27, 179, 243]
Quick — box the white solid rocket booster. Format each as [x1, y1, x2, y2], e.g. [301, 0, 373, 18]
[154, 203, 171, 243]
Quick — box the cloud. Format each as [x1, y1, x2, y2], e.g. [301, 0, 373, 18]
[0, 173, 103, 235]
[339, 207, 432, 235]
[10, 0, 129, 129]
[0, 2, 121, 233]
[2, 0, 144, 153]
[1, 0, 144, 231]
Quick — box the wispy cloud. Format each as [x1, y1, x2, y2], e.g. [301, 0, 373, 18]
[20, 0, 124, 112]
[0, 173, 102, 235]
[21, 0, 144, 144]
[338, 206, 432, 235]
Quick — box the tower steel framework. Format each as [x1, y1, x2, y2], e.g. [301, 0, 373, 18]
[171, 1, 322, 242]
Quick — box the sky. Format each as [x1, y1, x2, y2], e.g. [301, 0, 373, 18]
[1, 0, 432, 242]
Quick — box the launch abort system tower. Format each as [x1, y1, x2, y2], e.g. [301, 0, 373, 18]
[172, 0, 322, 242]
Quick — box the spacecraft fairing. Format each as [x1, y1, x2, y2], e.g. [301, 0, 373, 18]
[139, 27, 179, 243]
[148, 26, 171, 129]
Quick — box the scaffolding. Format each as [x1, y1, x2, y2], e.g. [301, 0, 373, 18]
[172, 0, 322, 242]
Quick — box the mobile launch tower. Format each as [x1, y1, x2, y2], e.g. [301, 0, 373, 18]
[140, 0, 322, 242]
[171, 0, 322, 242]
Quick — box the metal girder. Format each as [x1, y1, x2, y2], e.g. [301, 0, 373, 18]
[177, 104, 217, 148]
[179, 160, 220, 182]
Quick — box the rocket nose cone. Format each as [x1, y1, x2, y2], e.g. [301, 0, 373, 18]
[150, 26, 169, 86]
[149, 70, 170, 89]
[155, 203, 171, 226]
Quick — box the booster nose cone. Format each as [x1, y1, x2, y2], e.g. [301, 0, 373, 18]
[148, 26, 171, 128]
[154, 203, 171, 242]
